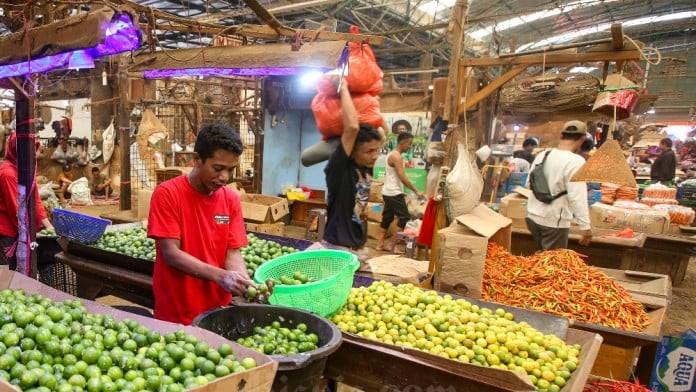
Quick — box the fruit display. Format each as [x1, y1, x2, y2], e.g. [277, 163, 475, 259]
[236, 320, 319, 355]
[0, 288, 259, 391]
[93, 227, 156, 261]
[241, 234, 299, 278]
[332, 281, 581, 392]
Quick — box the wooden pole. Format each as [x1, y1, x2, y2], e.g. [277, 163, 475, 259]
[429, 0, 469, 273]
[13, 77, 38, 277]
[118, 71, 132, 211]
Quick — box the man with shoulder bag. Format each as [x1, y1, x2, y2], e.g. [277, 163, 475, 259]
[525, 121, 592, 251]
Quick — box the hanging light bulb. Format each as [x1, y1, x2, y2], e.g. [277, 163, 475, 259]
[102, 70, 108, 86]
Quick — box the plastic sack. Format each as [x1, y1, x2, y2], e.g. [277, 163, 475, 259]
[138, 109, 168, 160]
[446, 143, 484, 217]
[102, 120, 115, 164]
[39, 181, 55, 200]
[426, 164, 440, 199]
[68, 177, 92, 206]
[286, 188, 308, 201]
[311, 92, 384, 140]
[88, 145, 102, 162]
[344, 26, 383, 96]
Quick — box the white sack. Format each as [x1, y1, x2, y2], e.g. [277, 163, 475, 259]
[446, 142, 483, 216]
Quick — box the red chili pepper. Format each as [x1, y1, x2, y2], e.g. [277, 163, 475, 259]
[483, 244, 651, 332]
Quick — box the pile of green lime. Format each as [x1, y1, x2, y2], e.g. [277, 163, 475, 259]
[93, 227, 156, 261]
[38, 229, 56, 237]
[0, 288, 259, 391]
[236, 321, 319, 355]
[241, 234, 299, 278]
[267, 271, 315, 286]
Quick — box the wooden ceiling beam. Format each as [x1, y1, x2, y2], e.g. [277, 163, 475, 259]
[235, 24, 385, 45]
[459, 49, 642, 67]
[457, 64, 528, 114]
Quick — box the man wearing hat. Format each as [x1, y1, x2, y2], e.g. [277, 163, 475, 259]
[525, 120, 592, 251]
[386, 120, 414, 163]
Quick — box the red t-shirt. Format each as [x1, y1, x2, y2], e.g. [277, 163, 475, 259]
[147, 175, 248, 325]
[0, 162, 48, 237]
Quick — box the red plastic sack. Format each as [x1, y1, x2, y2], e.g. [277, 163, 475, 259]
[311, 92, 384, 140]
[316, 73, 383, 98]
[345, 26, 383, 96]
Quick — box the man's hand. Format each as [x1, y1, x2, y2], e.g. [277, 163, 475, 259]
[41, 218, 54, 231]
[579, 229, 592, 246]
[218, 270, 254, 297]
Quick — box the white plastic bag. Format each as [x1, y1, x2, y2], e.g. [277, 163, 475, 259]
[68, 177, 93, 206]
[446, 142, 483, 217]
[102, 121, 115, 164]
[39, 181, 55, 200]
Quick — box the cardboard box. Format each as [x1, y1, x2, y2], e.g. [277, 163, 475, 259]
[366, 220, 397, 240]
[597, 267, 671, 308]
[0, 267, 277, 392]
[227, 181, 246, 197]
[366, 254, 431, 285]
[240, 194, 289, 223]
[435, 204, 511, 299]
[650, 329, 696, 391]
[369, 181, 384, 203]
[245, 222, 285, 236]
[137, 188, 154, 219]
[592, 74, 640, 119]
[365, 202, 384, 223]
[499, 193, 528, 220]
[590, 202, 670, 234]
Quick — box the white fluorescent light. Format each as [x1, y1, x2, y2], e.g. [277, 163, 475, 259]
[517, 11, 696, 52]
[469, 0, 618, 40]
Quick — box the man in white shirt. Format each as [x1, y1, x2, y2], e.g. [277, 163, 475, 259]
[376, 132, 424, 251]
[525, 121, 592, 251]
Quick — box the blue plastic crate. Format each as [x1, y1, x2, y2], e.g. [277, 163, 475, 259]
[507, 172, 528, 186]
[677, 186, 696, 202]
[53, 208, 110, 244]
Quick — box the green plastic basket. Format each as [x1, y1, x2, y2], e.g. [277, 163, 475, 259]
[253, 250, 359, 317]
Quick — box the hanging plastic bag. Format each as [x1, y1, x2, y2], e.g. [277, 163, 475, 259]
[446, 142, 484, 217]
[345, 26, 383, 96]
[311, 92, 384, 140]
[68, 177, 93, 206]
[102, 120, 115, 164]
[138, 109, 168, 161]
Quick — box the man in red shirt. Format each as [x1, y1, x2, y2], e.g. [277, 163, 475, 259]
[148, 124, 252, 325]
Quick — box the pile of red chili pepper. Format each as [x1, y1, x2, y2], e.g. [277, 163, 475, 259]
[483, 243, 651, 332]
[583, 379, 653, 391]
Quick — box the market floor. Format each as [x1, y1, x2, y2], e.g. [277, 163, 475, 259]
[71, 203, 695, 335]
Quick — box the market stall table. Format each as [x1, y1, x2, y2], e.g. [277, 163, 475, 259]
[511, 226, 695, 285]
[55, 250, 154, 308]
[53, 231, 312, 308]
[325, 289, 601, 392]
